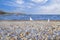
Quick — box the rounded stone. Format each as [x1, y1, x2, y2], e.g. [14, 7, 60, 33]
[5, 36, 11, 40]
[21, 37, 27, 40]
[19, 32, 24, 38]
[26, 32, 30, 35]
[9, 37, 16, 40]
[0, 35, 2, 39]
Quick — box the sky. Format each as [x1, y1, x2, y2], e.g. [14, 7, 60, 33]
[0, 0, 60, 14]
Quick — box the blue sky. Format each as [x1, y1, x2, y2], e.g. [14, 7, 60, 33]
[0, 0, 60, 14]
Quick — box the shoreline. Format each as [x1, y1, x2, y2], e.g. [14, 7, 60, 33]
[0, 20, 60, 21]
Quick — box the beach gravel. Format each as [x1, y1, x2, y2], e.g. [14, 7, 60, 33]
[0, 21, 60, 40]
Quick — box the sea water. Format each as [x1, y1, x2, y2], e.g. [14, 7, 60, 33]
[0, 14, 60, 20]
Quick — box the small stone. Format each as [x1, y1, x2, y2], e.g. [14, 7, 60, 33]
[29, 39, 32, 40]
[32, 37, 36, 40]
[19, 32, 24, 38]
[6, 36, 10, 40]
[22, 37, 27, 40]
[26, 32, 30, 35]
[48, 30, 53, 35]
[9, 37, 16, 40]
[55, 35, 60, 40]
[45, 38, 48, 40]
[0, 35, 2, 39]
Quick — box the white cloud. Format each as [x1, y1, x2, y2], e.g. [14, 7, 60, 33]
[32, 0, 44, 3]
[4, 0, 35, 9]
[33, 3, 60, 14]
[31, 0, 48, 4]
[16, 0, 24, 4]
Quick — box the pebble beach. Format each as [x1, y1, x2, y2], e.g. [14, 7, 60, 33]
[0, 20, 60, 40]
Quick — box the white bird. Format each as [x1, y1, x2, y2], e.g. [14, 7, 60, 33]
[30, 17, 33, 21]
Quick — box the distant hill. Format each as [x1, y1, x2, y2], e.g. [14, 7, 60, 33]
[0, 11, 26, 15]
[0, 11, 7, 14]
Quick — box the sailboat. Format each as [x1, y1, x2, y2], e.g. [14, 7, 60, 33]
[48, 19, 50, 22]
[30, 17, 33, 21]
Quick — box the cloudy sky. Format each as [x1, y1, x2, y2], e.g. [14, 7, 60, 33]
[0, 0, 60, 14]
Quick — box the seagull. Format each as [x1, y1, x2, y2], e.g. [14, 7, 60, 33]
[30, 17, 33, 21]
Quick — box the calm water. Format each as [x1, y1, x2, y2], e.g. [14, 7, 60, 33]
[0, 14, 60, 20]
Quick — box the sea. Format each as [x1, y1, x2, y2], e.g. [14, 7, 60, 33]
[0, 14, 60, 20]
